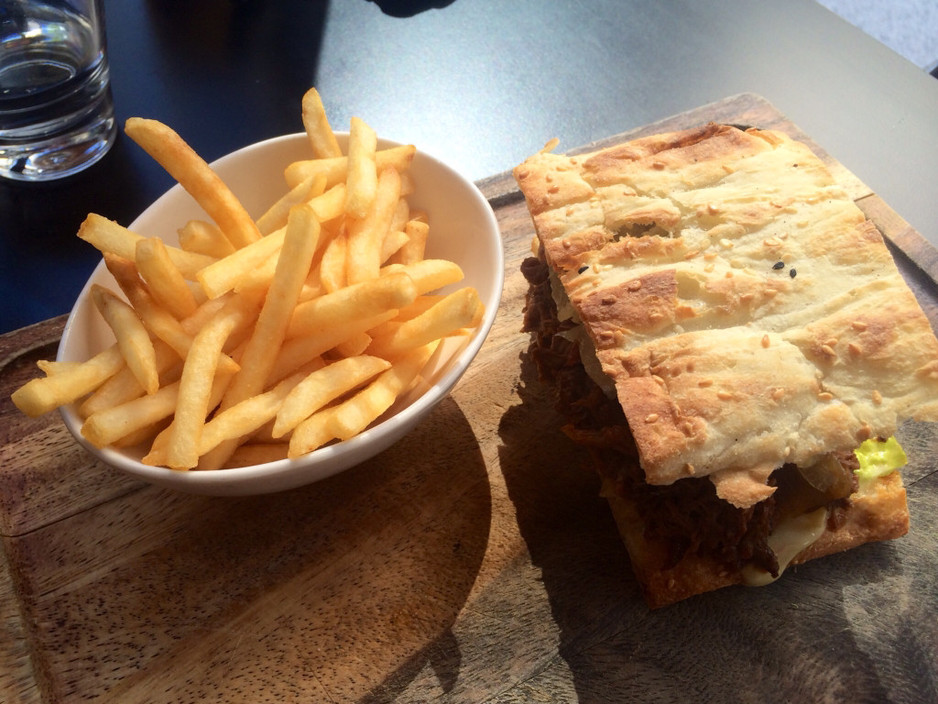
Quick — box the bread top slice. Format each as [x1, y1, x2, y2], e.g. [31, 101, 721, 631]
[513, 124, 938, 499]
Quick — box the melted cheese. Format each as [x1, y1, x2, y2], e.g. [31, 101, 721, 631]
[742, 507, 828, 587]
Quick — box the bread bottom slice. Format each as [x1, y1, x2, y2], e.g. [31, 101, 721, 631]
[603, 472, 910, 609]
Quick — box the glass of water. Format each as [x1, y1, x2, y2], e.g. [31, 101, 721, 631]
[0, 0, 116, 181]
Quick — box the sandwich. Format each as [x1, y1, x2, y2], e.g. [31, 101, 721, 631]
[513, 123, 938, 608]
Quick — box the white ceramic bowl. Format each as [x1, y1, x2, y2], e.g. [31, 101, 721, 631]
[57, 133, 504, 495]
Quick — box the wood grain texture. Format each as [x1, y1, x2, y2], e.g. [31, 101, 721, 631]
[2, 93, 936, 703]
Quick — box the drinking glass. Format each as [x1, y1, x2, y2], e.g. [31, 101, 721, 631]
[0, 0, 116, 181]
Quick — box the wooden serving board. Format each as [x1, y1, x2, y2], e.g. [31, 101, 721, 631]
[2, 93, 937, 703]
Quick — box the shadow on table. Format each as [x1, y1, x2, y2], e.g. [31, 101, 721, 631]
[496, 346, 926, 703]
[3, 394, 491, 700]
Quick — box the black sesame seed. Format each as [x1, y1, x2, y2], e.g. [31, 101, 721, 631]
[789, 268, 797, 278]
[577, 265, 589, 274]
[773, 261, 785, 270]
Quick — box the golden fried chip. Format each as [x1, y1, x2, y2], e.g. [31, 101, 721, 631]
[164, 297, 248, 469]
[318, 226, 348, 294]
[344, 116, 378, 219]
[284, 144, 416, 190]
[124, 117, 261, 249]
[178, 220, 236, 258]
[367, 288, 482, 359]
[11, 345, 125, 417]
[287, 271, 418, 339]
[381, 258, 464, 295]
[256, 173, 327, 235]
[346, 166, 402, 284]
[288, 342, 436, 457]
[79, 214, 215, 279]
[91, 284, 159, 395]
[78, 340, 181, 418]
[197, 226, 287, 299]
[388, 219, 429, 265]
[301, 87, 342, 159]
[135, 237, 200, 319]
[273, 355, 391, 438]
[197, 367, 313, 457]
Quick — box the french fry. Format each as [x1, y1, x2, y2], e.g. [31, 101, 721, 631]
[285, 405, 341, 458]
[301, 87, 342, 159]
[178, 220, 236, 258]
[105, 254, 195, 359]
[381, 258, 464, 295]
[256, 173, 326, 235]
[380, 229, 409, 264]
[231, 249, 282, 295]
[329, 342, 437, 440]
[141, 348, 239, 468]
[318, 226, 348, 293]
[344, 116, 378, 219]
[288, 342, 436, 457]
[227, 443, 289, 467]
[273, 355, 391, 438]
[388, 219, 429, 265]
[393, 294, 445, 322]
[332, 331, 372, 357]
[267, 310, 396, 385]
[111, 421, 170, 449]
[135, 237, 200, 319]
[308, 182, 347, 223]
[286, 271, 418, 339]
[124, 117, 261, 249]
[164, 297, 247, 470]
[299, 265, 325, 302]
[284, 143, 416, 190]
[366, 288, 482, 359]
[36, 360, 82, 376]
[346, 166, 401, 284]
[78, 340, 182, 418]
[82, 378, 180, 449]
[197, 226, 287, 299]
[141, 424, 170, 466]
[391, 197, 410, 232]
[91, 284, 160, 395]
[221, 204, 321, 404]
[79, 214, 215, 279]
[197, 368, 311, 456]
[11, 345, 125, 417]
[381, 197, 410, 261]
[180, 291, 248, 338]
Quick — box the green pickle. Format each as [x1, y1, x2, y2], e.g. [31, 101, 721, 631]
[854, 436, 908, 485]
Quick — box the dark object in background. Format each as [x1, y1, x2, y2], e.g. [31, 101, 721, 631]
[368, 0, 456, 18]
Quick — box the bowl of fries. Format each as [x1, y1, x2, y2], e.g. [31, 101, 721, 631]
[26, 97, 503, 495]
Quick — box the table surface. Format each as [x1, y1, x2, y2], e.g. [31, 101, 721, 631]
[1, 0, 938, 334]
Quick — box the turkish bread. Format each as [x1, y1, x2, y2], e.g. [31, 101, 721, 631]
[514, 123, 938, 607]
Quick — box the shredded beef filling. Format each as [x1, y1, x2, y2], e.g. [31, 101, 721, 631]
[521, 254, 855, 577]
